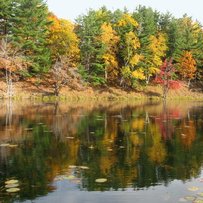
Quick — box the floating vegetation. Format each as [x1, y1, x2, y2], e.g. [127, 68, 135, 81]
[5, 183, 19, 188]
[25, 128, 33, 131]
[68, 165, 77, 169]
[188, 186, 199, 191]
[184, 196, 196, 201]
[193, 199, 203, 203]
[79, 166, 89, 170]
[198, 193, 203, 197]
[119, 146, 125, 149]
[6, 188, 20, 193]
[0, 144, 10, 147]
[4, 179, 20, 193]
[5, 180, 19, 185]
[95, 178, 107, 183]
[0, 144, 18, 148]
[89, 145, 94, 149]
[8, 144, 18, 148]
[66, 137, 74, 139]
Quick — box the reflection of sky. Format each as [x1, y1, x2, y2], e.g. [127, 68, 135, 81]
[46, 0, 203, 23]
[25, 179, 203, 203]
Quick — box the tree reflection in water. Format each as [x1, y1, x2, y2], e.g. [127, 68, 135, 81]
[0, 101, 202, 201]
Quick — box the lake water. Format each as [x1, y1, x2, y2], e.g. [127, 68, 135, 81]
[0, 101, 203, 203]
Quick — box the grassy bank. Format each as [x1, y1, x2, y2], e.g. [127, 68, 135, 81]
[0, 81, 203, 101]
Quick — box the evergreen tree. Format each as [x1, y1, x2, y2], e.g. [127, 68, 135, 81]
[0, 0, 13, 36]
[10, 0, 51, 73]
[76, 7, 112, 85]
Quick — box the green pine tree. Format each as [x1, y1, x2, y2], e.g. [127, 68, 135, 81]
[10, 0, 51, 73]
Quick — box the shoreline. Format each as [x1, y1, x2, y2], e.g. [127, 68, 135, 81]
[0, 81, 203, 101]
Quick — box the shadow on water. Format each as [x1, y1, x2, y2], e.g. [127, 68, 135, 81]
[0, 100, 203, 202]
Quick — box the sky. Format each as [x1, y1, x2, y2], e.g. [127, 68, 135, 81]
[46, 0, 203, 23]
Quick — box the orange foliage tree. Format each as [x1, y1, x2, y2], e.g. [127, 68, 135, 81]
[178, 51, 196, 87]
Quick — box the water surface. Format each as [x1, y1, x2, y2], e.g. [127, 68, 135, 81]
[0, 101, 203, 203]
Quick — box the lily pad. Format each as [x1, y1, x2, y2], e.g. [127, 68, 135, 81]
[8, 144, 18, 148]
[79, 166, 89, 170]
[188, 186, 199, 191]
[25, 128, 33, 131]
[5, 180, 19, 185]
[184, 196, 196, 201]
[95, 178, 107, 183]
[0, 144, 10, 147]
[198, 193, 203, 197]
[68, 165, 77, 169]
[66, 137, 74, 139]
[193, 199, 203, 203]
[5, 183, 19, 188]
[6, 188, 20, 193]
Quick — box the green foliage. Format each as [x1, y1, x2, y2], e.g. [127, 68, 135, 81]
[12, 0, 51, 73]
[75, 7, 112, 85]
[0, 0, 51, 73]
[1, 2, 203, 89]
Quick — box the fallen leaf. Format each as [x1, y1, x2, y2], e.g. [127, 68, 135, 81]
[6, 188, 20, 193]
[95, 178, 107, 183]
[5, 180, 19, 185]
[188, 186, 199, 191]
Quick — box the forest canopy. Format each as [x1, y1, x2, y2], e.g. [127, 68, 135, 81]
[0, 0, 203, 94]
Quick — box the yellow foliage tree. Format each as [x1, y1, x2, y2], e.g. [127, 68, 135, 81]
[121, 31, 144, 86]
[47, 13, 80, 67]
[99, 22, 120, 83]
[117, 13, 138, 28]
[146, 33, 168, 83]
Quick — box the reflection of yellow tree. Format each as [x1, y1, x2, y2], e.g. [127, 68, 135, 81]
[100, 155, 116, 174]
[131, 118, 145, 131]
[148, 126, 167, 164]
[180, 120, 196, 148]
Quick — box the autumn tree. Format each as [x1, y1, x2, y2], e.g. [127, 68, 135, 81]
[76, 7, 112, 85]
[178, 51, 196, 87]
[46, 14, 80, 95]
[0, 37, 27, 98]
[98, 22, 120, 84]
[115, 13, 143, 88]
[133, 6, 164, 84]
[146, 33, 168, 82]
[48, 13, 79, 65]
[155, 59, 181, 99]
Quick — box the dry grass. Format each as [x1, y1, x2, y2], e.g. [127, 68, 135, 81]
[0, 81, 202, 101]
